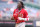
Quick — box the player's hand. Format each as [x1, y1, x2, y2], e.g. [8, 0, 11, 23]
[11, 17, 14, 20]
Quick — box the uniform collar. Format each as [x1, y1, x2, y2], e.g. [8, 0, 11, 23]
[18, 8, 23, 12]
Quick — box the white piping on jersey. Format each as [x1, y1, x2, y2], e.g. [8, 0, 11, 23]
[18, 17, 29, 21]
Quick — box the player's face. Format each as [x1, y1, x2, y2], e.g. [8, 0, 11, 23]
[17, 2, 22, 8]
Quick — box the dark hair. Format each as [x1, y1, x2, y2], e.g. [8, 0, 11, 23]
[19, 1, 24, 8]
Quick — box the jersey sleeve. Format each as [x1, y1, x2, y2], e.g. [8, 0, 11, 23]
[24, 11, 29, 21]
[13, 9, 18, 22]
[24, 11, 28, 18]
[13, 9, 16, 20]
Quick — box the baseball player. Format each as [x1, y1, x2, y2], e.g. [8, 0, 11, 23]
[11, 1, 29, 27]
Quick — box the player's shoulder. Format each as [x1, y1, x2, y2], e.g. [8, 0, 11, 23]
[23, 9, 28, 14]
[22, 8, 27, 12]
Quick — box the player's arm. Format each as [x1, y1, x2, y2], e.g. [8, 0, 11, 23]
[11, 14, 18, 20]
[18, 11, 29, 21]
[24, 11, 29, 21]
[11, 16, 14, 20]
[11, 9, 15, 20]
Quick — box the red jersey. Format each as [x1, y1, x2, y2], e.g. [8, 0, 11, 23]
[13, 8, 28, 23]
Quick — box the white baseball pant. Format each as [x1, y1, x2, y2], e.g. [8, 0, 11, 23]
[15, 22, 25, 27]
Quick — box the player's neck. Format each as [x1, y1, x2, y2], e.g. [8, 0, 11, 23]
[18, 8, 22, 10]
